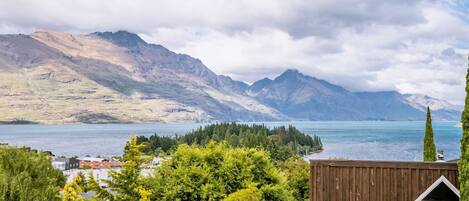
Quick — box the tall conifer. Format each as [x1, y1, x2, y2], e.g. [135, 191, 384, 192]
[423, 107, 437, 161]
[460, 56, 469, 201]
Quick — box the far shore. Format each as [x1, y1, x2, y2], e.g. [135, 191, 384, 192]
[0, 120, 40, 125]
[0, 119, 461, 126]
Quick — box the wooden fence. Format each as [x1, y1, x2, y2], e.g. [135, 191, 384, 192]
[310, 160, 459, 201]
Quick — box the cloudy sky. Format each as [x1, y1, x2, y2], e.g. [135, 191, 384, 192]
[0, 0, 468, 104]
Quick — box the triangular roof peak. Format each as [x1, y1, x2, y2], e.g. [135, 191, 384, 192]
[415, 176, 460, 201]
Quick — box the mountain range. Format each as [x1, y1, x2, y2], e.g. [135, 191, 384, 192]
[0, 30, 461, 123]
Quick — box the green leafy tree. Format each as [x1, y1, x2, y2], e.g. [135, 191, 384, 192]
[0, 146, 65, 201]
[423, 107, 437, 161]
[87, 136, 151, 201]
[146, 141, 294, 201]
[460, 57, 469, 201]
[279, 157, 310, 201]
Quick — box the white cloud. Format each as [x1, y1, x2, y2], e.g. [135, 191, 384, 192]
[0, 0, 468, 104]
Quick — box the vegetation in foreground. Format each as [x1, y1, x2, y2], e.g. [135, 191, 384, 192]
[60, 123, 318, 200]
[0, 146, 65, 200]
[61, 136, 310, 201]
[460, 59, 469, 201]
[0, 123, 314, 200]
[137, 123, 323, 161]
[146, 142, 295, 200]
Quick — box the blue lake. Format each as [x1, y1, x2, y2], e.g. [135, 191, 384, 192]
[0, 121, 462, 161]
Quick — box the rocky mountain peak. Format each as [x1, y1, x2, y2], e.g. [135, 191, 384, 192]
[404, 94, 461, 111]
[248, 77, 273, 93]
[92, 30, 146, 47]
[275, 69, 303, 81]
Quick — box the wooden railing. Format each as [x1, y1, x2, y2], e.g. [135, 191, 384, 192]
[310, 160, 459, 201]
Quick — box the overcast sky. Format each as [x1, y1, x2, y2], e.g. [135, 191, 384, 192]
[0, 0, 468, 104]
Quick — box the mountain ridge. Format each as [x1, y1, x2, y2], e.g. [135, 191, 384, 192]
[0, 30, 460, 123]
[248, 69, 461, 121]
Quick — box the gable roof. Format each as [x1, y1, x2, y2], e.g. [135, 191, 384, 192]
[415, 176, 460, 201]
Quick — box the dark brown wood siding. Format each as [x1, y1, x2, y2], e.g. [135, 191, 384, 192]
[310, 160, 459, 201]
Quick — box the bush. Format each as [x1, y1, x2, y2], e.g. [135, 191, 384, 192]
[279, 157, 310, 201]
[146, 142, 294, 201]
[0, 147, 65, 201]
[223, 187, 263, 201]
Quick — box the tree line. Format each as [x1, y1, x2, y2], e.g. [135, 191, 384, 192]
[137, 123, 323, 161]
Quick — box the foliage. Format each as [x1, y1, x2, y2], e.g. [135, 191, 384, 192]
[138, 135, 177, 155]
[222, 187, 263, 201]
[423, 107, 437, 161]
[86, 172, 114, 200]
[460, 59, 469, 201]
[137, 123, 322, 161]
[64, 125, 315, 201]
[62, 173, 86, 201]
[146, 142, 294, 201]
[279, 157, 310, 201]
[0, 146, 65, 201]
[86, 136, 151, 201]
[0, 119, 38, 125]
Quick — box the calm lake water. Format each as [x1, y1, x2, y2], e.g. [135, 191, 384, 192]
[0, 121, 462, 161]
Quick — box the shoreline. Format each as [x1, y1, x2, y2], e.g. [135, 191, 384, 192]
[0, 119, 460, 126]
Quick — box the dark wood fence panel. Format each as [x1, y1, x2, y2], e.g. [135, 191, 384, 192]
[310, 160, 459, 201]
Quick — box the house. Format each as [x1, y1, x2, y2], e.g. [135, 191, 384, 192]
[79, 157, 122, 169]
[309, 160, 459, 201]
[52, 157, 80, 170]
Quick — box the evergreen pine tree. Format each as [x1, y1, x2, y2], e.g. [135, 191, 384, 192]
[86, 136, 151, 201]
[460, 57, 469, 201]
[423, 107, 437, 161]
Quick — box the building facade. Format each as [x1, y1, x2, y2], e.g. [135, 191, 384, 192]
[52, 157, 80, 170]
